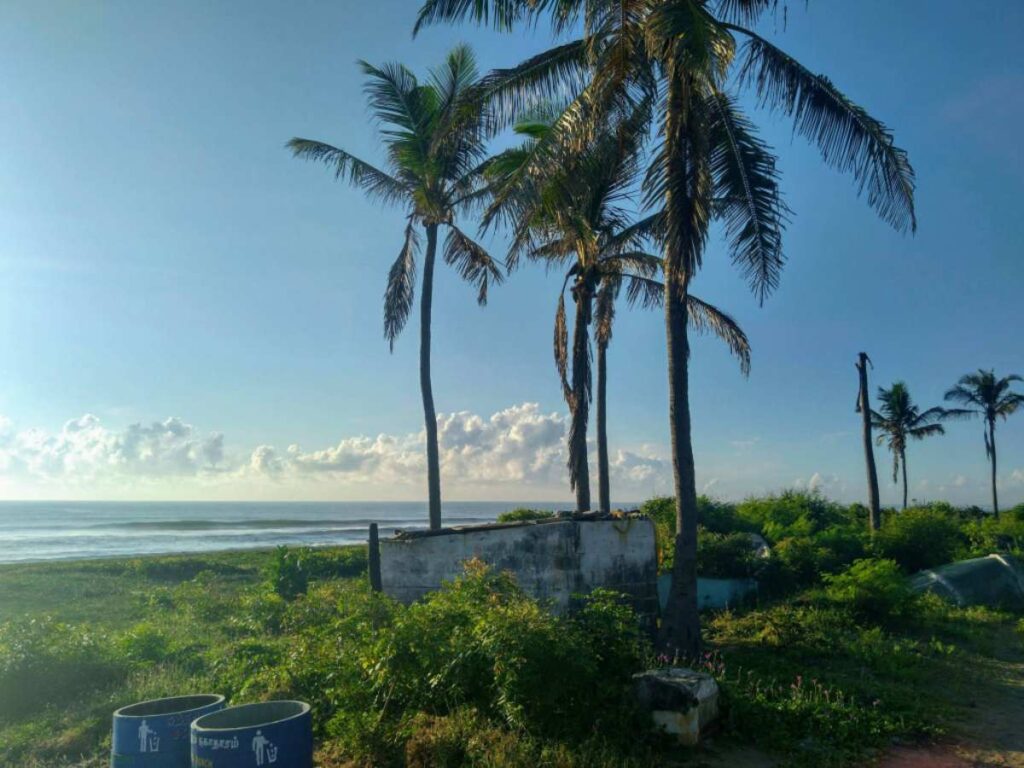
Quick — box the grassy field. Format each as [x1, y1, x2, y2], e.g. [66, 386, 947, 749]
[2, 498, 1023, 767]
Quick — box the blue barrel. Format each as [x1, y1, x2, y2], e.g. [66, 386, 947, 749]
[112, 694, 225, 767]
[191, 700, 312, 768]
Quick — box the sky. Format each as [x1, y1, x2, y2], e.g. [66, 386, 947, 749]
[0, 0, 1022, 507]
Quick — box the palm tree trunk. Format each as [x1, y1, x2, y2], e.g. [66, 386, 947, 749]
[659, 72, 701, 660]
[421, 223, 443, 530]
[989, 419, 999, 518]
[661, 278, 700, 659]
[596, 340, 610, 515]
[569, 289, 592, 514]
[901, 450, 908, 511]
[856, 353, 882, 531]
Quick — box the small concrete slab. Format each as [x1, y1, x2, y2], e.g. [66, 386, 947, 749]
[633, 667, 720, 746]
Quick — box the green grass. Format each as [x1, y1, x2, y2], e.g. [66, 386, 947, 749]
[1, 536, 1021, 767]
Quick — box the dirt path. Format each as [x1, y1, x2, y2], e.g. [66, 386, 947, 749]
[880, 626, 1024, 768]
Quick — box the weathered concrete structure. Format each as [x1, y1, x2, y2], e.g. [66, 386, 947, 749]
[378, 513, 658, 617]
[632, 667, 720, 746]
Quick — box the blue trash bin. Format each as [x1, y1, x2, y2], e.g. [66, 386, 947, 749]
[111, 694, 225, 767]
[191, 700, 312, 768]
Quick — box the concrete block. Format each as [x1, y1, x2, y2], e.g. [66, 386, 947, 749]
[632, 667, 720, 746]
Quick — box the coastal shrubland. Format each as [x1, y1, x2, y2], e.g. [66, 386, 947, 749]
[1, 494, 1023, 767]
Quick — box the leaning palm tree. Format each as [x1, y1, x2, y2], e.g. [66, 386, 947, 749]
[488, 113, 750, 515]
[870, 382, 947, 511]
[944, 370, 1024, 517]
[416, 1, 915, 656]
[289, 46, 503, 530]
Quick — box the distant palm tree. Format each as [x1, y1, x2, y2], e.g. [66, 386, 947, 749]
[289, 46, 503, 530]
[488, 113, 749, 514]
[870, 382, 947, 511]
[417, 0, 915, 657]
[944, 370, 1024, 517]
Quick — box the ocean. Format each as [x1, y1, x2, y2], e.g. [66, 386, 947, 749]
[0, 501, 574, 564]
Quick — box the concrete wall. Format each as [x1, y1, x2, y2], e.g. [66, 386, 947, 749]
[379, 516, 658, 617]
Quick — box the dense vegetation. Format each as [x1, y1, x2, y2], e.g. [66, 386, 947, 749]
[2, 493, 1023, 767]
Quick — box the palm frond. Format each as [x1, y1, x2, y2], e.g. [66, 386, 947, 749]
[443, 225, 505, 305]
[623, 274, 664, 310]
[908, 423, 944, 440]
[383, 223, 420, 350]
[594, 275, 619, 348]
[707, 91, 788, 303]
[414, 0, 533, 34]
[713, 0, 786, 25]
[600, 251, 663, 278]
[554, 290, 572, 404]
[687, 295, 751, 375]
[480, 39, 590, 127]
[287, 139, 410, 207]
[730, 26, 917, 233]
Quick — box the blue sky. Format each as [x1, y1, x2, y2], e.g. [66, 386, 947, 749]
[0, 0, 1021, 506]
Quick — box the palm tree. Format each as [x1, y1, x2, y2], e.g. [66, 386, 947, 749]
[855, 353, 882, 530]
[945, 370, 1024, 517]
[416, 2, 915, 656]
[489, 114, 750, 515]
[289, 46, 503, 530]
[870, 382, 947, 511]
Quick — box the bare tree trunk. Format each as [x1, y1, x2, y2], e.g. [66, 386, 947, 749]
[596, 341, 610, 515]
[989, 419, 999, 518]
[569, 288, 592, 514]
[901, 450, 908, 511]
[421, 224, 443, 530]
[658, 71, 701, 660]
[660, 279, 701, 659]
[856, 353, 882, 531]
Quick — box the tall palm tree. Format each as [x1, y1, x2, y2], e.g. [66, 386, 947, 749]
[289, 46, 503, 530]
[489, 114, 750, 514]
[870, 382, 947, 511]
[945, 370, 1024, 517]
[416, 1, 915, 656]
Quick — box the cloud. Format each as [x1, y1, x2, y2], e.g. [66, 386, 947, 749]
[0, 414, 224, 481]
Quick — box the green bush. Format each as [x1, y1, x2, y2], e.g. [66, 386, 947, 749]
[824, 559, 914, 620]
[300, 545, 368, 580]
[643, 495, 753, 572]
[874, 506, 966, 572]
[0, 617, 127, 721]
[737, 490, 852, 542]
[697, 529, 760, 578]
[265, 546, 309, 599]
[117, 621, 171, 663]
[496, 508, 556, 523]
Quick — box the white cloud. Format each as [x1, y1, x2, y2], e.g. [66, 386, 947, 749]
[0, 414, 223, 481]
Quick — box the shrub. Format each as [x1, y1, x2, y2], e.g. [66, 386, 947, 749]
[265, 546, 309, 599]
[824, 559, 914, 620]
[496, 508, 556, 523]
[643, 495, 752, 572]
[117, 622, 171, 663]
[697, 530, 760, 579]
[737, 490, 850, 542]
[0, 617, 126, 721]
[301, 546, 368, 580]
[874, 506, 966, 572]
[355, 561, 648, 745]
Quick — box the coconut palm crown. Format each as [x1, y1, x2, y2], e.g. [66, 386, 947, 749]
[870, 381, 947, 511]
[416, 0, 915, 656]
[944, 370, 1024, 517]
[487, 111, 750, 515]
[289, 45, 503, 530]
